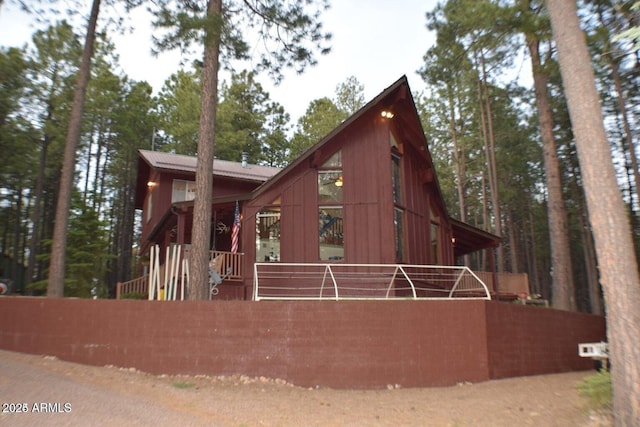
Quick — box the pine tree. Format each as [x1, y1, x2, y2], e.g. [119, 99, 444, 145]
[147, 0, 331, 299]
[548, 0, 640, 422]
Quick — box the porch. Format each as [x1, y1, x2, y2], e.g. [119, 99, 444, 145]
[116, 250, 244, 300]
[116, 251, 531, 302]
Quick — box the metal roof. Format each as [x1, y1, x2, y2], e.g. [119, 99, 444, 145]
[139, 149, 280, 182]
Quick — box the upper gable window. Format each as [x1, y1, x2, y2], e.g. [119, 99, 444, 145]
[391, 132, 405, 262]
[318, 151, 343, 203]
[391, 153, 402, 205]
[172, 179, 196, 203]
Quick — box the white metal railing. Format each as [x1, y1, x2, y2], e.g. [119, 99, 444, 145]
[253, 263, 491, 301]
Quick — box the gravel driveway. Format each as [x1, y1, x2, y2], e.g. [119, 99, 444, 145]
[0, 349, 610, 426]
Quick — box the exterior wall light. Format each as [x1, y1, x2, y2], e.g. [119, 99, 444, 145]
[147, 181, 157, 188]
[381, 110, 394, 119]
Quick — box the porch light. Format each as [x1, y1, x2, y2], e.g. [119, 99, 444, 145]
[334, 175, 343, 187]
[381, 110, 394, 119]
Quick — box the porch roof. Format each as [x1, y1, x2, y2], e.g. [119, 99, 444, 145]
[450, 219, 501, 257]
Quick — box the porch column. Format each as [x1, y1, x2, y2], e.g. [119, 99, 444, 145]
[489, 246, 498, 298]
[176, 207, 186, 246]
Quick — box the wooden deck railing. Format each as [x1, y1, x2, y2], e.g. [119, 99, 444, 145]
[116, 275, 149, 299]
[208, 250, 243, 280]
[474, 271, 530, 296]
[116, 255, 529, 301]
[116, 250, 243, 299]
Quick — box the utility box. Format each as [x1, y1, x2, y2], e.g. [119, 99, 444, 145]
[578, 342, 608, 360]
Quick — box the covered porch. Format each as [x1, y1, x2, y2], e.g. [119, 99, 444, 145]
[141, 196, 248, 257]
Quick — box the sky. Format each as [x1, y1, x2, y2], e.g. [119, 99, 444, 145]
[0, 1, 439, 122]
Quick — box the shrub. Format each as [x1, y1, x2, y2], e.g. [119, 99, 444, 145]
[577, 369, 612, 410]
[120, 291, 146, 300]
[172, 381, 195, 389]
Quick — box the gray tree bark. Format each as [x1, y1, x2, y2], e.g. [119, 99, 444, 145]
[47, 0, 101, 297]
[527, 35, 576, 311]
[189, 0, 222, 300]
[547, 0, 640, 424]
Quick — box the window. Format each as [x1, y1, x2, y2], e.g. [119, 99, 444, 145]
[318, 151, 343, 260]
[391, 153, 402, 205]
[391, 137, 405, 262]
[256, 208, 281, 262]
[172, 179, 196, 203]
[319, 207, 343, 260]
[318, 151, 343, 203]
[146, 192, 153, 223]
[394, 207, 404, 261]
[431, 205, 440, 264]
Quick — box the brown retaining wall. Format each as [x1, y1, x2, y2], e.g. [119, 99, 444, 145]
[0, 297, 605, 389]
[486, 302, 607, 378]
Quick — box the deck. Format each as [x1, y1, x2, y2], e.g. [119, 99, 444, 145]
[117, 251, 530, 302]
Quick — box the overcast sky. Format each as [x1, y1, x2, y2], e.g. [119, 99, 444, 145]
[0, 1, 439, 121]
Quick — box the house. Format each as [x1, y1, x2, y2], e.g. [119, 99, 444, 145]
[133, 76, 501, 300]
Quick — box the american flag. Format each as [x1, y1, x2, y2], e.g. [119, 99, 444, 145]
[231, 201, 240, 254]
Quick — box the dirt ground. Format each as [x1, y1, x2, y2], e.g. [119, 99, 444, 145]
[0, 349, 612, 427]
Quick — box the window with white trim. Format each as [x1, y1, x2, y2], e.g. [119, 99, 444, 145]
[172, 179, 196, 203]
[256, 207, 281, 262]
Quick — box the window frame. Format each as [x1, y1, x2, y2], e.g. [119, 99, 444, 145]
[146, 191, 153, 223]
[317, 150, 344, 261]
[171, 179, 196, 203]
[430, 205, 440, 264]
[255, 207, 281, 262]
[391, 139, 406, 263]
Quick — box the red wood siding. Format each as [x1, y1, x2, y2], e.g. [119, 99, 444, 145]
[342, 118, 395, 264]
[245, 110, 400, 279]
[243, 106, 461, 285]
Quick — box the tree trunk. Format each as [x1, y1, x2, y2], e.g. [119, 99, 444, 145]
[526, 206, 541, 295]
[11, 186, 23, 288]
[610, 59, 640, 223]
[527, 35, 576, 311]
[83, 123, 95, 207]
[568, 154, 603, 315]
[117, 141, 137, 288]
[548, 0, 640, 423]
[27, 130, 50, 288]
[580, 206, 602, 315]
[481, 172, 489, 271]
[507, 210, 520, 273]
[189, 0, 222, 300]
[448, 85, 467, 223]
[47, 0, 101, 297]
[476, 51, 504, 272]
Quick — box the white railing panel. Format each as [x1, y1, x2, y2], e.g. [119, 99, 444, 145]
[253, 263, 491, 301]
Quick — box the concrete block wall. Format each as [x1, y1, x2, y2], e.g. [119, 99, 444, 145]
[0, 297, 605, 388]
[485, 302, 606, 378]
